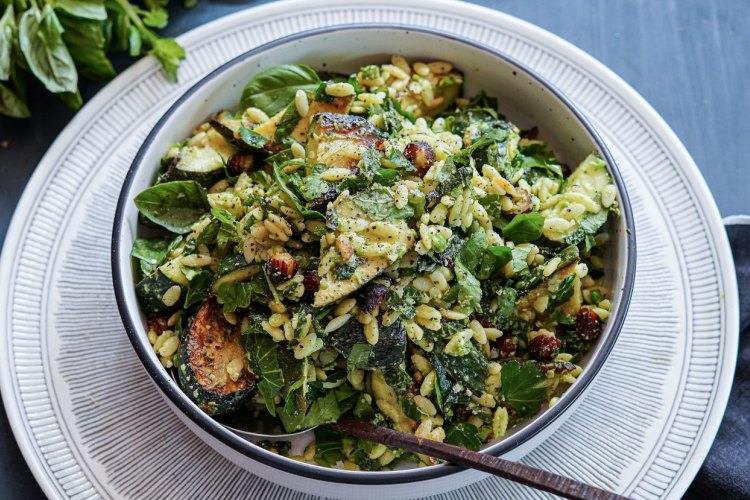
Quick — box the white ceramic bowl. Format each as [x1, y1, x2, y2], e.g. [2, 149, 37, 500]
[112, 25, 635, 499]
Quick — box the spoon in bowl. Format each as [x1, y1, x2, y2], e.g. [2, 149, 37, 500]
[214, 400, 629, 500]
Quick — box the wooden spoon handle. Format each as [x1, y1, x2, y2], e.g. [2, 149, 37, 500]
[329, 419, 630, 500]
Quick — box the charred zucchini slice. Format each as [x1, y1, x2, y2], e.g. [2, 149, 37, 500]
[135, 270, 186, 315]
[306, 112, 380, 169]
[177, 299, 256, 415]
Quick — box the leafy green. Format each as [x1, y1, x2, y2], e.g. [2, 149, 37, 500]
[500, 360, 546, 417]
[435, 342, 488, 395]
[19, 5, 78, 94]
[289, 164, 332, 202]
[384, 287, 419, 320]
[0, 81, 29, 118]
[130, 237, 170, 275]
[502, 212, 545, 243]
[329, 319, 406, 370]
[566, 209, 608, 252]
[58, 14, 116, 81]
[0, 5, 16, 81]
[352, 186, 414, 221]
[134, 180, 207, 233]
[347, 343, 373, 372]
[443, 261, 482, 312]
[277, 390, 341, 432]
[333, 256, 363, 280]
[55, 0, 107, 20]
[271, 160, 325, 220]
[246, 331, 284, 416]
[273, 104, 301, 143]
[238, 125, 269, 149]
[215, 278, 268, 313]
[183, 269, 212, 308]
[444, 422, 482, 451]
[509, 246, 532, 274]
[458, 228, 488, 273]
[476, 245, 512, 280]
[147, 37, 184, 82]
[373, 168, 400, 186]
[478, 194, 509, 230]
[240, 64, 320, 116]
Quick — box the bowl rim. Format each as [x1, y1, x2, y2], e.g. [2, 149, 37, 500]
[112, 23, 636, 485]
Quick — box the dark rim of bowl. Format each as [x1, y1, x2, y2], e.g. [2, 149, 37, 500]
[112, 23, 636, 485]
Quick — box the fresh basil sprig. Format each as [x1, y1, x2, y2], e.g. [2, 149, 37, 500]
[0, 0, 195, 119]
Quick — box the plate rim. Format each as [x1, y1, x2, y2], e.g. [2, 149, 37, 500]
[0, 0, 738, 498]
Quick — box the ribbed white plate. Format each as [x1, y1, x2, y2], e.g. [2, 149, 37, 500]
[0, 1, 738, 499]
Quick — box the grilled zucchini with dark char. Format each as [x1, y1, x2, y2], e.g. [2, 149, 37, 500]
[177, 299, 256, 415]
[306, 112, 380, 169]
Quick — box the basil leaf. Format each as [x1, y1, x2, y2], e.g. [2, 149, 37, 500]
[510, 246, 532, 273]
[183, 269, 213, 308]
[502, 212, 545, 243]
[271, 160, 325, 220]
[435, 342, 488, 395]
[352, 186, 414, 221]
[240, 64, 321, 116]
[476, 245, 512, 280]
[246, 332, 284, 416]
[19, 5, 78, 94]
[142, 7, 168, 28]
[0, 5, 15, 81]
[131, 237, 170, 275]
[500, 360, 546, 418]
[0, 82, 30, 118]
[373, 168, 400, 185]
[133, 180, 207, 233]
[58, 15, 116, 81]
[458, 228, 488, 273]
[216, 278, 269, 313]
[54, 0, 107, 21]
[443, 261, 482, 313]
[237, 125, 268, 149]
[273, 105, 301, 143]
[147, 37, 184, 82]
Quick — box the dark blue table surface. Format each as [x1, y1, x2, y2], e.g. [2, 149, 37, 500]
[0, 1, 747, 498]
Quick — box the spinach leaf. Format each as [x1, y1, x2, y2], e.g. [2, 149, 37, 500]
[502, 212, 545, 243]
[313, 427, 346, 467]
[352, 186, 413, 221]
[459, 228, 488, 273]
[246, 332, 284, 416]
[476, 245, 512, 280]
[500, 360, 546, 418]
[216, 278, 268, 313]
[566, 209, 608, 252]
[478, 194, 509, 230]
[443, 261, 482, 313]
[19, 5, 78, 94]
[347, 343, 373, 372]
[240, 64, 321, 116]
[289, 164, 332, 202]
[183, 269, 213, 308]
[277, 391, 341, 432]
[131, 237, 170, 275]
[514, 151, 563, 179]
[548, 273, 575, 308]
[444, 422, 482, 451]
[381, 148, 415, 172]
[373, 168, 400, 186]
[510, 246, 532, 274]
[272, 160, 325, 220]
[134, 180, 207, 234]
[238, 125, 268, 149]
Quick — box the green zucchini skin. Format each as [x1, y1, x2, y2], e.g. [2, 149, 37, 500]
[135, 270, 185, 316]
[177, 299, 256, 415]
